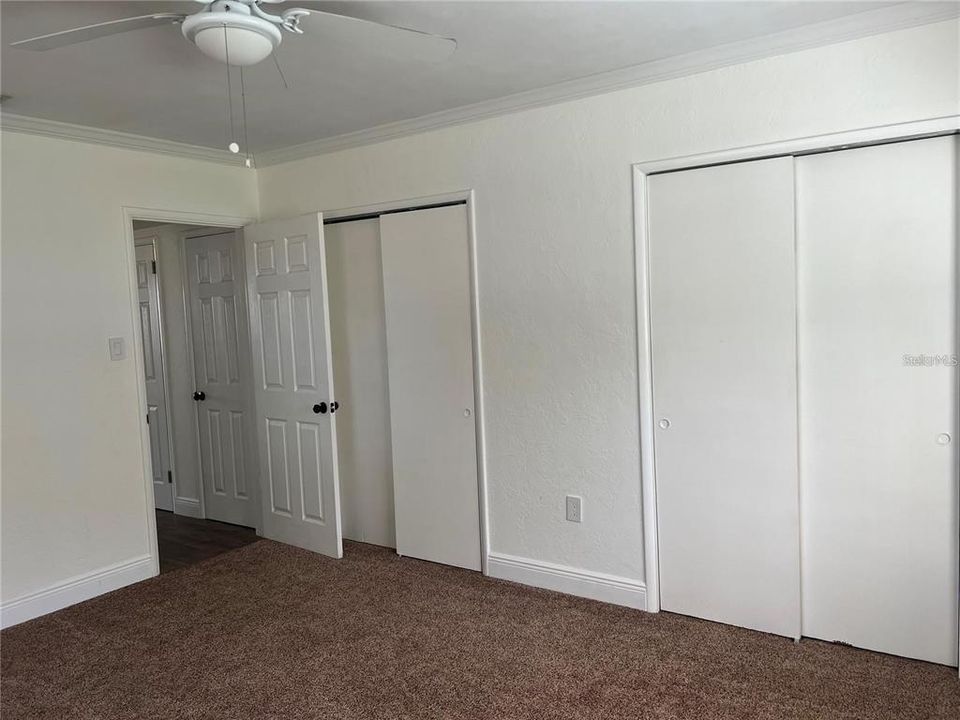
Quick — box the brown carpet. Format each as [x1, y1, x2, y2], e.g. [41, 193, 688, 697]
[2, 541, 958, 720]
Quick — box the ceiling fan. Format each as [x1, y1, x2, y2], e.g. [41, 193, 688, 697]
[10, 0, 457, 67]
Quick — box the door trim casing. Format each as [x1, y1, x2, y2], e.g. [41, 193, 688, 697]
[318, 190, 491, 575]
[632, 114, 959, 616]
[122, 207, 256, 576]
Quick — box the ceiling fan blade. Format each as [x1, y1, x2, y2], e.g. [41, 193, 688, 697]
[11, 14, 186, 51]
[311, 10, 456, 64]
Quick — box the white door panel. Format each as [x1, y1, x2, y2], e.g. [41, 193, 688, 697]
[245, 213, 342, 557]
[380, 205, 481, 572]
[186, 230, 258, 528]
[797, 136, 959, 665]
[326, 219, 396, 548]
[649, 157, 801, 637]
[135, 242, 174, 512]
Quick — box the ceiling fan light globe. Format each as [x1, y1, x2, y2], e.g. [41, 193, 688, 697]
[182, 12, 281, 66]
[194, 26, 274, 65]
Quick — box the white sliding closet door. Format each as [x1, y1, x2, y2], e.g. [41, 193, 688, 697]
[380, 205, 481, 571]
[649, 157, 801, 637]
[326, 219, 396, 548]
[797, 136, 959, 665]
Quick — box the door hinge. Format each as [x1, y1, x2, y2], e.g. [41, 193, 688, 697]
[146, 414, 150, 424]
[167, 470, 173, 484]
[151, 260, 157, 274]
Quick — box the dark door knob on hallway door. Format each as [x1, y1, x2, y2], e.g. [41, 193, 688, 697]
[193, 391, 206, 401]
[313, 402, 328, 414]
[330, 402, 340, 414]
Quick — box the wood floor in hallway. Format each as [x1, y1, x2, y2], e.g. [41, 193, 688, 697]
[155, 509, 257, 573]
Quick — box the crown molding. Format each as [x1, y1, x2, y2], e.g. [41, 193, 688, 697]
[256, 3, 959, 167]
[0, 112, 241, 166]
[1, 4, 956, 168]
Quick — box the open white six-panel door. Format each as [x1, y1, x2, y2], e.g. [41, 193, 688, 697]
[243, 212, 343, 558]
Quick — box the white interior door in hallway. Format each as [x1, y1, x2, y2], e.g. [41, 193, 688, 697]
[185, 229, 259, 528]
[380, 205, 482, 572]
[134, 240, 174, 512]
[797, 135, 959, 666]
[648, 157, 802, 638]
[244, 213, 343, 558]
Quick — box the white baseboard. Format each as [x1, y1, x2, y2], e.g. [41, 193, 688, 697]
[0, 555, 155, 629]
[487, 552, 647, 611]
[174, 497, 203, 518]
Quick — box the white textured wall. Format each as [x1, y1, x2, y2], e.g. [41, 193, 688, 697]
[257, 21, 959, 583]
[1, 134, 258, 603]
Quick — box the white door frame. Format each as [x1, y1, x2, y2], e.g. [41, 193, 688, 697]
[122, 207, 256, 575]
[321, 190, 491, 575]
[632, 115, 959, 615]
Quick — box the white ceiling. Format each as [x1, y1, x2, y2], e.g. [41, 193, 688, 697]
[0, 1, 938, 153]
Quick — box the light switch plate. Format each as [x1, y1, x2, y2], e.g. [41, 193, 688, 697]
[108, 336, 126, 361]
[565, 495, 582, 523]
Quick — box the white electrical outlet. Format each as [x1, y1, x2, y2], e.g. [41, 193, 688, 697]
[565, 495, 582, 523]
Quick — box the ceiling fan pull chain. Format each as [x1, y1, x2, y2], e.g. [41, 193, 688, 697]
[222, 24, 239, 155]
[240, 65, 253, 168]
[272, 49, 289, 91]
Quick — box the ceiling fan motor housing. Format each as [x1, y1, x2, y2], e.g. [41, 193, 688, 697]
[182, 1, 281, 67]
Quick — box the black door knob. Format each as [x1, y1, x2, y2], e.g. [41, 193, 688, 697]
[330, 401, 340, 413]
[313, 402, 327, 414]
[193, 391, 206, 401]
